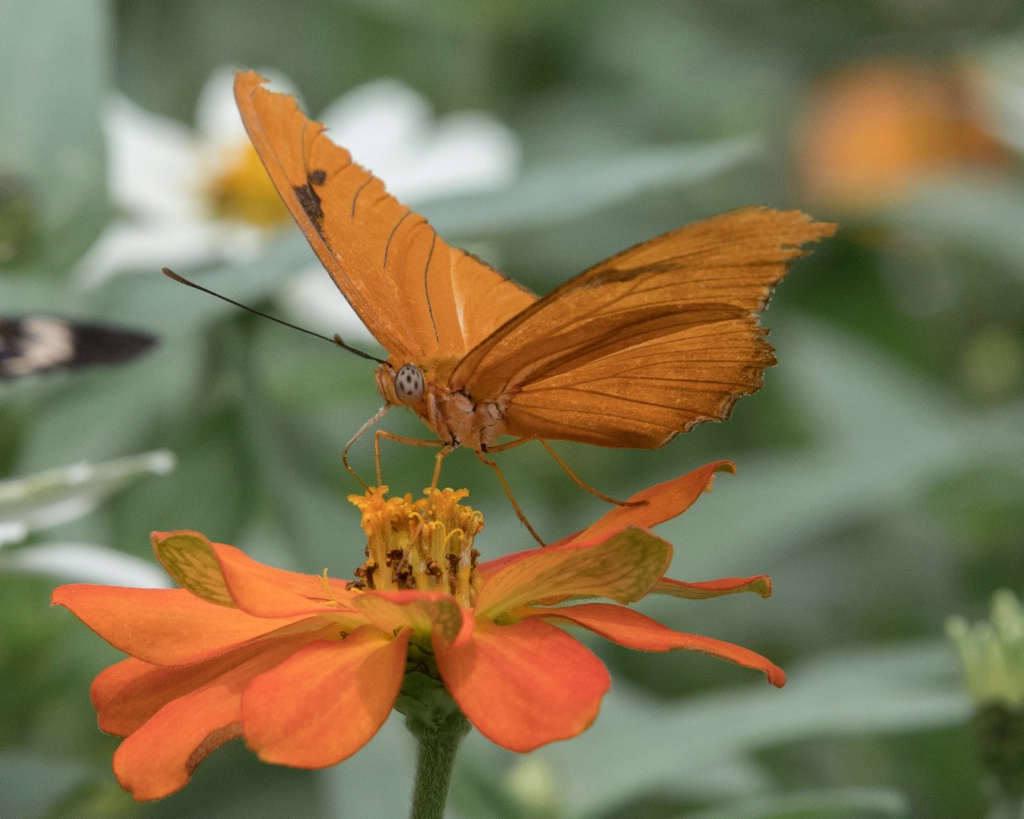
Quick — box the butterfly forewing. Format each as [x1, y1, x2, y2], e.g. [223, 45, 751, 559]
[234, 71, 535, 362]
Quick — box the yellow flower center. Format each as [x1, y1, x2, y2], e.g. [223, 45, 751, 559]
[205, 143, 290, 226]
[349, 487, 484, 607]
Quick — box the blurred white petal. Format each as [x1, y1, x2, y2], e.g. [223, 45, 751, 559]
[75, 217, 264, 285]
[0, 522, 28, 548]
[194, 65, 251, 151]
[398, 111, 520, 198]
[0, 450, 176, 545]
[278, 265, 378, 345]
[320, 79, 520, 201]
[195, 65, 300, 152]
[104, 94, 201, 220]
[5, 542, 171, 587]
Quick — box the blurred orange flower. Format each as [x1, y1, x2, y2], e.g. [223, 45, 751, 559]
[52, 461, 784, 801]
[794, 57, 1006, 209]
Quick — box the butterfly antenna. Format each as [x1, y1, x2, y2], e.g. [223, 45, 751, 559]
[161, 268, 385, 364]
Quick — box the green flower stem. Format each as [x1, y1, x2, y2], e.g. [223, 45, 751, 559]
[408, 708, 470, 819]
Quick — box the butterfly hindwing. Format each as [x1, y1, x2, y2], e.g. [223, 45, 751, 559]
[450, 208, 836, 447]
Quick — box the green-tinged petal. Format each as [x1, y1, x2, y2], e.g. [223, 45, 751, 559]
[152, 531, 358, 617]
[475, 527, 671, 619]
[651, 574, 772, 600]
[351, 591, 465, 644]
[433, 618, 609, 752]
[52, 584, 312, 665]
[109, 629, 327, 801]
[243, 626, 409, 768]
[151, 531, 233, 606]
[523, 602, 786, 687]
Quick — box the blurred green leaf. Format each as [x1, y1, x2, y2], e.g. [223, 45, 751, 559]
[882, 179, 1024, 280]
[0, 751, 92, 819]
[0, 0, 109, 269]
[679, 786, 909, 819]
[656, 317, 1024, 578]
[422, 137, 763, 236]
[521, 640, 964, 811]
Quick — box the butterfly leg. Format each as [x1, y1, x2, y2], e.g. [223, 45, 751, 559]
[486, 437, 643, 508]
[343, 404, 392, 489]
[536, 439, 644, 507]
[429, 444, 458, 491]
[473, 450, 547, 547]
[371, 428, 446, 488]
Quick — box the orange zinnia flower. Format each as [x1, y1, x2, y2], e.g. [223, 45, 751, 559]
[794, 57, 1006, 209]
[52, 461, 784, 801]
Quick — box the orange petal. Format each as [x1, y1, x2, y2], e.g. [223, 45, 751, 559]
[433, 618, 609, 751]
[523, 602, 786, 687]
[352, 590, 465, 644]
[651, 575, 772, 600]
[53, 585, 306, 665]
[210, 541, 359, 617]
[92, 625, 339, 737]
[567, 461, 734, 545]
[475, 527, 671, 619]
[243, 626, 409, 768]
[110, 629, 322, 801]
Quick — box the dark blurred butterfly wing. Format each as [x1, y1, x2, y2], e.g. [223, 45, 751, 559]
[0, 317, 156, 380]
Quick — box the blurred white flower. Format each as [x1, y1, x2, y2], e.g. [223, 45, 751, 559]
[73, 67, 295, 286]
[74, 67, 522, 344]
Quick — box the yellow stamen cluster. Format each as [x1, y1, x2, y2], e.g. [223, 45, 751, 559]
[206, 143, 290, 226]
[349, 487, 484, 607]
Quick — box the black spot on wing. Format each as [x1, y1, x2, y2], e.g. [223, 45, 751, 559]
[293, 169, 328, 234]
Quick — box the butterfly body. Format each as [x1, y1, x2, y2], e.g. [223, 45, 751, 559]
[374, 356, 510, 450]
[234, 71, 836, 457]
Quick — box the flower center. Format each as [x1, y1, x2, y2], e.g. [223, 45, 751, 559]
[349, 487, 483, 607]
[205, 143, 290, 226]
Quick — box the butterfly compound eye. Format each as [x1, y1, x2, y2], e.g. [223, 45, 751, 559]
[394, 364, 425, 403]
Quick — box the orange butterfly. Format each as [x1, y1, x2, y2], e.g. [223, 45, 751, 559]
[233, 71, 835, 506]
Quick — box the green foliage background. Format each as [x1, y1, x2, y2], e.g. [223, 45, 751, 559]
[2, 1, 1023, 817]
